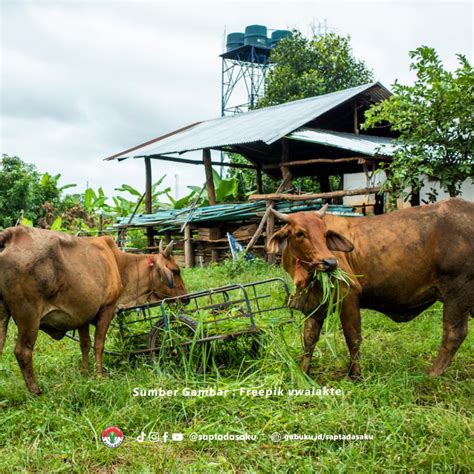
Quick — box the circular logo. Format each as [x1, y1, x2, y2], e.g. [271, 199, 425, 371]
[101, 426, 124, 448]
[271, 432, 282, 443]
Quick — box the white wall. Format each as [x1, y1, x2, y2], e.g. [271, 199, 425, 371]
[420, 176, 474, 203]
[342, 172, 474, 208]
[342, 171, 387, 207]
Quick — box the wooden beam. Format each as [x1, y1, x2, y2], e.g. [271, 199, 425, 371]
[144, 157, 154, 249]
[184, 225, 194, 268]
[140, 154, 257, 170]
[263, 156, 375, 170]
[249, 187, 381, 201]
[203, 148, 217, 205]
[245, 205, 272, 253]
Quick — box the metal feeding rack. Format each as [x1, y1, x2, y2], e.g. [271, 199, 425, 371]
[66, 278, 294, 361]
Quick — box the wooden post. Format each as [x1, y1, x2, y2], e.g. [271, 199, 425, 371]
[203, 148, 216, 205]
[184, 225, 194, 268]
[144, 157, 154, 249]
[319, 174, 330, 193]
[265, 201, 275, 264]
[354, 100, 359, 134]
[98, 213, 104, 236]
[256, 165, 263, 194]
[211, 228, 220, 263]
[280, 138, 292, 190]
[374, 192, 385, 215]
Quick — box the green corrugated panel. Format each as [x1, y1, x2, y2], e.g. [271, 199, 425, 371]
[112, 199, 360, 230]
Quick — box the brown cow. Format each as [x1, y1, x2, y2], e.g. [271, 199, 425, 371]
[0, 225, 187, 394]
[267, 199, 473, 379]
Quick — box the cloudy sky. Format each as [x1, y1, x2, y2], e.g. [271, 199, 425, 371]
[1, 0, 472, 200]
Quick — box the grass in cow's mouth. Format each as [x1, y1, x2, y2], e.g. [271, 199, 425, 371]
[305, 267, 354, 355]
[308, 267, 352, 314]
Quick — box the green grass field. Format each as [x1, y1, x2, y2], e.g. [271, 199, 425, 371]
[0, 259, 472, 473]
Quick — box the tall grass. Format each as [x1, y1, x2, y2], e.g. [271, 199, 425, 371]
[0, 260, 472, 472]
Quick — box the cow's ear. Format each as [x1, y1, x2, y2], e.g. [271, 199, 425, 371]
[159, 266, 174, 289]
[266, 226, 289, 254]
[326, 230, 354, 252]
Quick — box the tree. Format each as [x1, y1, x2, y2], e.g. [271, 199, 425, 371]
[258, 31, 374, 107]
[363, 47, 474, 201]
[229, 30, 374, 193]
[0, 155, 75, 229]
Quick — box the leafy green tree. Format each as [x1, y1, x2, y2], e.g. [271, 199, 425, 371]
[258, 31, 374, 107]
[229, 30, 373, 193]
[363, 47, 473, 201]
[0, 155, 75, 229]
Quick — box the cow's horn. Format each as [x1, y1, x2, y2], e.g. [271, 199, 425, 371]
[164, 240, 175, 257]
[270, 208, 290, 222]
[159, 239, 164, 253]
[315, 203, 329, 218]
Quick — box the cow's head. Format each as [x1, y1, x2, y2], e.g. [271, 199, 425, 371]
[149, 240, 188, 301]
[266, 204, 354, 288]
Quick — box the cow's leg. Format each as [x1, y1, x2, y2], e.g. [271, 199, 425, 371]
[93, 306, 115, 375]
[301, 312, 325, 374]
[429, 301, 469, 376]
[14, 320, 41, 395]
[78, 323, 91, 374]
[0, 303, 10, 355]
[340, 298, 362, 380]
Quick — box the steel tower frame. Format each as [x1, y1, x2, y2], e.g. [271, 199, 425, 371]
[221, 45, 272, 116]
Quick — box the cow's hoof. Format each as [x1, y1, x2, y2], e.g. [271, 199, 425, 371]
[349, 373, 362, 382]
[300, 358, 312, 374]
[30, 387, 42, 396]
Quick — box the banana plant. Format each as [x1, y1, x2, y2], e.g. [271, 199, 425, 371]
[41, 172, 76, 193]
[83, 187, 110, 214]
[113, 175, 171, 216]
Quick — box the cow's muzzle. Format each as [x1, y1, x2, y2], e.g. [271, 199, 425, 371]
[323, 258, 337, 271]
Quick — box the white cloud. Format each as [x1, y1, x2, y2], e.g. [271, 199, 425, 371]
[1, 1, 472, 200]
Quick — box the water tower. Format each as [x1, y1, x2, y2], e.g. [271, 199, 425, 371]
[220, 25, 291, 115]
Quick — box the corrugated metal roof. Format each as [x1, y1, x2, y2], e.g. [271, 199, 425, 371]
[105, 82, 391, 161]
[288, 128, 396, 157]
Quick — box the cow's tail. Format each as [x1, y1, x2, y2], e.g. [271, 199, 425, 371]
[0, 300, 10, 355]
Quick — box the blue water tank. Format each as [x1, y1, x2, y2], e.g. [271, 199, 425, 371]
[244, 24, 268, 46]
[226, 32, 245, 51]
[270, 29, 292, 48]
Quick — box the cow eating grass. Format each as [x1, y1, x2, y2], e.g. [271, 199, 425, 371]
[0, 226, 187, 395]
[267, 199, 474, 379]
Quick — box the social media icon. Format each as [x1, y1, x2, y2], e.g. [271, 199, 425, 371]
[172, 433, 184, 441]
[136, 431, 146, 443]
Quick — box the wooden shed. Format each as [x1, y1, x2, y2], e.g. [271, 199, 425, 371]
[105, 82, 396, 265]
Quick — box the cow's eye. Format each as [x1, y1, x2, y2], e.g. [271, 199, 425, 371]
[295, 231, 305, 238]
